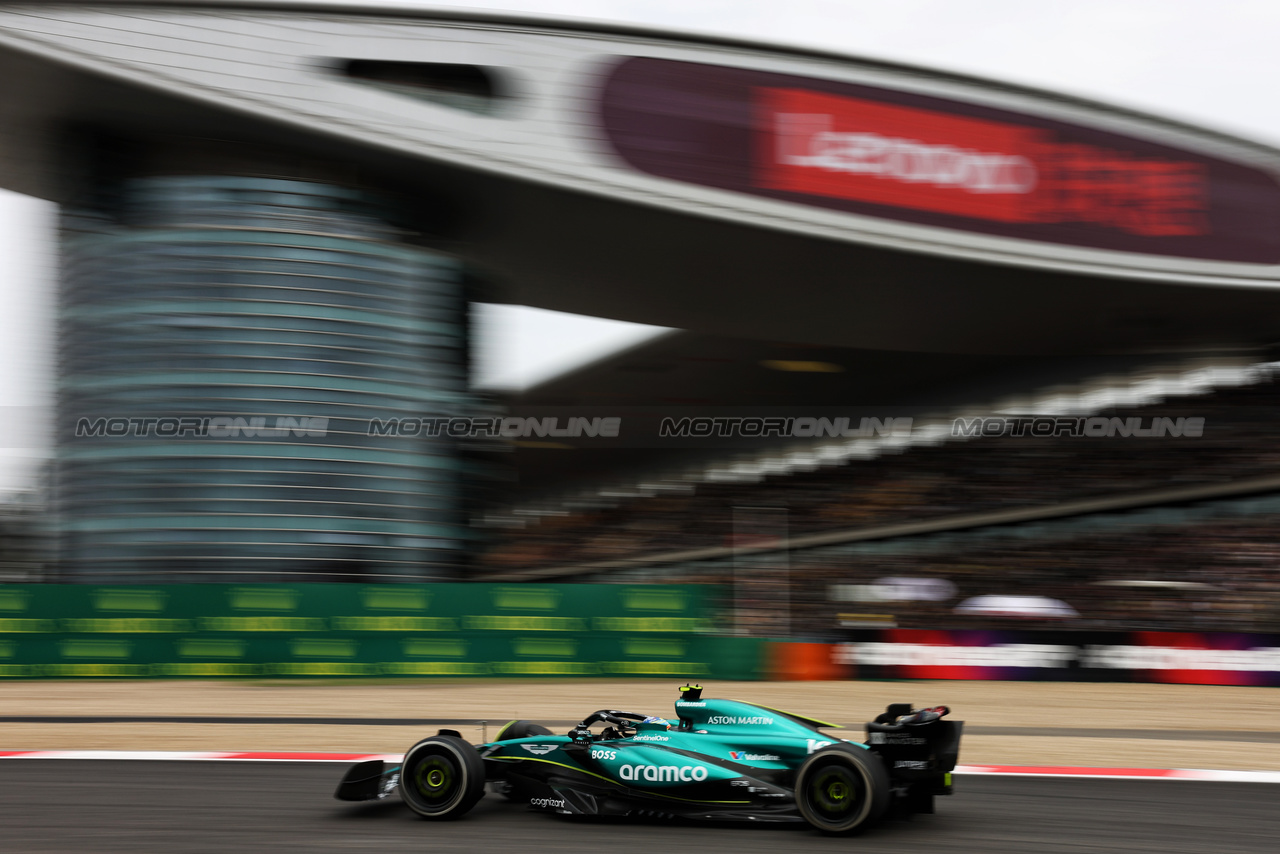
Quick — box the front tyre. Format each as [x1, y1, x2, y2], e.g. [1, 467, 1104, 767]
[795, 744, 890, 835]
[399, 735, 487, 820]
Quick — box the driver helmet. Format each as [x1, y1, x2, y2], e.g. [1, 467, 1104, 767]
[642, 716, 673, 730]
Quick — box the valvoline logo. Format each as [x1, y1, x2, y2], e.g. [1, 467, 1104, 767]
[730, 751, 780, 761]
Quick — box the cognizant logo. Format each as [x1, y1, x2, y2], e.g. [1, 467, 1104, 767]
[620, 764, 709, 782]
[529, 797, 566, 808]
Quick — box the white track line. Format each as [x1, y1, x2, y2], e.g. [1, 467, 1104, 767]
[956, 764, 1280, 783]
[0, 750, 403, 762]
[0, 751, 1277, 782]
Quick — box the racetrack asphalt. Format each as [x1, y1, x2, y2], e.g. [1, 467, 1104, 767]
[0, 760, 1275, 854]
[5, 715, 1280, 742]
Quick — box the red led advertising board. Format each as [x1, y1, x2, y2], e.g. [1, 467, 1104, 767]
[835, 629, 1280, 686]
[598, 57, 1280, 262]
[758, 88, 1205, 236]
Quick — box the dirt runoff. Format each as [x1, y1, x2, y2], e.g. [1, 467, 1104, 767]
[2, 679, 1278, 770]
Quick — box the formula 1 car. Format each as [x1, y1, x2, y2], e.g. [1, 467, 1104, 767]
[335, 685, 962, 835]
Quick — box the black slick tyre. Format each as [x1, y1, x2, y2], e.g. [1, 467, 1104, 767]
[399, 735, 487, 820]
[494, 720, 552, 741]
[491, 721, 553, 801]
[795, 743, 890, 835]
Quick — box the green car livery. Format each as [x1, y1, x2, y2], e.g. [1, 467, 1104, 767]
[336, 684, 962, 835]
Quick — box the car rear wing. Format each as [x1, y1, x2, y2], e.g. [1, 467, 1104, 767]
[863, 704, 963, 793]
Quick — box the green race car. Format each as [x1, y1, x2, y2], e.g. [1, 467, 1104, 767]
[335, 684, 963, 835]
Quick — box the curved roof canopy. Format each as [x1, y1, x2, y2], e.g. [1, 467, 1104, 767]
[4, 0, 1280, 354]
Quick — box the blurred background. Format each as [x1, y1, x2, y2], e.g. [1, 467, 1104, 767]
[3, 0, 1280, 659]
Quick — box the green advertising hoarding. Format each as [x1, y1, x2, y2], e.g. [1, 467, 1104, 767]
[0, 584, 763, 680]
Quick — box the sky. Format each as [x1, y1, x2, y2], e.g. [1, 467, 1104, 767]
[4, 0, 1280, 494]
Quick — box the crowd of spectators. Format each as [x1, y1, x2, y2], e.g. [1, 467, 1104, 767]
[478, 375, 1280, 636]
[779, 516, 1280, 636]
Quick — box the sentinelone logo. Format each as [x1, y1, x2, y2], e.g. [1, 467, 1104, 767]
[952, 416, 1205, 438]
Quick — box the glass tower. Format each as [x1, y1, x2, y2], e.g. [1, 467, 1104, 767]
[57, 173, 470, 581]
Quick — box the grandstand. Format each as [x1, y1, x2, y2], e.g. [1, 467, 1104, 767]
[481, 360, 1280, 636]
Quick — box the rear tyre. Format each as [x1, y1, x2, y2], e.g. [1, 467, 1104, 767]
[491, 721, 553, 801]
[795, 744, 890, 835]
[399, 735, 487, 820]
